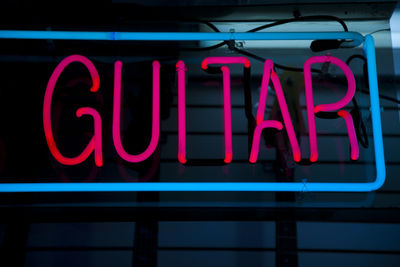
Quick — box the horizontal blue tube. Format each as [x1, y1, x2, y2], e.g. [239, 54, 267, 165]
[0, 181, 384, 192]
[363, 35, 386, 191]
[0, 31, 364, 46]
[0, 31, 113, 40]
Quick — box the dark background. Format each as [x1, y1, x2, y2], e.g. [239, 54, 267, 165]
[0, 1, 399, 266]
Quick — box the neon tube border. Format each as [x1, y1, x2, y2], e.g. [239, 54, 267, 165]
[0, 31, 385, 192]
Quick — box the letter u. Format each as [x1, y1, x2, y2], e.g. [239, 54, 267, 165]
[112, 61, 160, 162]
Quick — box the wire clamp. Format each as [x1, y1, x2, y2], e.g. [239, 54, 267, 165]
[229, 28, 236, 40]
[301, 179, 309, 193]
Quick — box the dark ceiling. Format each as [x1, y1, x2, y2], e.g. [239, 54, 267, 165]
[0, 1, 396, 31]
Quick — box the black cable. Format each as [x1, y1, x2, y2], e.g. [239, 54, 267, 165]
[190, 18, 400, 106]
[232, 46, 322, 73]
[195, 20, 221, 33]
[346, 55, 400, 105]
[179, 18, 227, 51]
[183, 15, 348, 52]
[233, 49, 370, 150]
[346, 54, 367, 65]
[154, 17, 222, 33]
[189, 17, 400, 156]
[345, 54, 369, 148]
[247, 15, 348, 33]
[181, 41, 227, 51]
[360, 89, 400, 104]
[368, 28, 390, 35]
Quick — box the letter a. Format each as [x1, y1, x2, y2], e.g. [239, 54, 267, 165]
[250, 59, 301, 163]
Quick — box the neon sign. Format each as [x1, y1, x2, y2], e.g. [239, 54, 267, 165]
[44, 54, 361, 166]
[0, 31, 385, 192]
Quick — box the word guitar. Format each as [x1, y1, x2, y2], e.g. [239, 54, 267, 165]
[43, 55, 358, 167]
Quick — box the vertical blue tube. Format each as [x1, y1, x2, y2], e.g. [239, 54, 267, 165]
[363, 35, 386, 190]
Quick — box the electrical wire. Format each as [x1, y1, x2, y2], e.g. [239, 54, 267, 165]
[247, 15, 348, 32]
[187, 17, 400, 155]
[231, 46, 322, 73]
[368, 28, 391, 35]
[346, 54, 400, 104]
[182, 15, 348, 51]
[182, 41, 227, 51]
[360, 88, 400, 104]
[345, 54, 369, 148]
[188, 18, 400, 106]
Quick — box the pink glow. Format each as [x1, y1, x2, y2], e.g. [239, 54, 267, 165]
[201, 57, 252, 164]
[43, 55, 103, 167]
[338, 110, 359, 160]
[254, 60, 301, 162]
[304, 55, 357, 162]
[176, 61, 187, 164]
[112, 60, 160, 162]
[201, 57, 251, 69]
[118, 146, 161, 182]
[256, 59, 273, 125]
[249, 121, 283, 163]
[76, 108, 103, 166]
[221, 66, 233, 163]
[270, 72, 301, 162]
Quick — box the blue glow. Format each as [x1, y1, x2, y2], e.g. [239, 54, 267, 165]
[0, 181, 387, 192]
[0, 31, 385, 192]
[0, 30, 363, 46]
[0, 31, 113, 40]
[363, 35, 386, 190]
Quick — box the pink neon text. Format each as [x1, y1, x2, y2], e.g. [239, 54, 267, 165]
[44, 55, 359, 167]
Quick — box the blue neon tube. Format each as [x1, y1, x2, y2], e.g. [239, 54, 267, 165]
[0, 31, 385, 192]
[0, 30, 363, 46]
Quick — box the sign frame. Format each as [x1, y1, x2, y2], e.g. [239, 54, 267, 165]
[0, 31, 385, 192]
